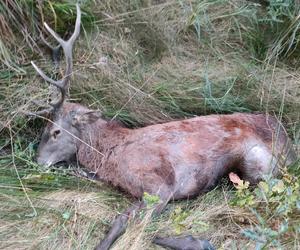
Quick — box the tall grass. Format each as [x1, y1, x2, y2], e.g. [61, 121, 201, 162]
[0, 0, 299, 249]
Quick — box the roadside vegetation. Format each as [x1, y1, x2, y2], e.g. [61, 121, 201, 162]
[0, 0, 299, 249]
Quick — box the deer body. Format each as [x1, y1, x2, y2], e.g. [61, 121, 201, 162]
[37, 102, 294, 201]
[29, 5, 296, 250]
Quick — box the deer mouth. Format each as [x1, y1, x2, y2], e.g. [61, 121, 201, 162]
[37, 154, 76, 168]
[37, 156, 62, 167]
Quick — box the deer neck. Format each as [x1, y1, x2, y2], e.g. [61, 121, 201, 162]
[76, 118, 129, 176]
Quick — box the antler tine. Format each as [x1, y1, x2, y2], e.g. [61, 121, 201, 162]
[31, 61, 63, 88]
[40, 33, 61, 52]
[30, 3, 81, 114]
[40, 33, 61, 66]
[43, 3, 81, 56]
[68, 4, 81, 46]
[31, 60, 66, 111]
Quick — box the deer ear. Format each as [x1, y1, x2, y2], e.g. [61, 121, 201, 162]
[71, 110, 102, 126]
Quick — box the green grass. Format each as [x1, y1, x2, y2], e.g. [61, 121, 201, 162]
[0, 0, 299, 249]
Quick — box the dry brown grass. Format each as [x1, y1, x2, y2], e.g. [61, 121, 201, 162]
[0, 0, 299, 249]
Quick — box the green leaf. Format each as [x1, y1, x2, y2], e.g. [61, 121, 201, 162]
[259, 181, 269, 194]
[272, 180, 285, 193]
[250, 208, 265, 226]
[143, 192, 160, 207]
[62, 211, 71, 220]
[276, 203, 289, 215]
[242, 229, 259, 241]
[278, 220, 288, 234]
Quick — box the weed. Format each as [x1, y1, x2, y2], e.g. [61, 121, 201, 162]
[231, 164, 300, 249]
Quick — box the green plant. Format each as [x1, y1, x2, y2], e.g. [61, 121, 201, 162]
[170, 206, 191, 234]
[143, 192, 160, 208]
[231, 164, 300, 249]
[202, 76, 251, 113]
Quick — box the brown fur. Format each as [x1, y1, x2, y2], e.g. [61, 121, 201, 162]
[36, 104, 297, 200]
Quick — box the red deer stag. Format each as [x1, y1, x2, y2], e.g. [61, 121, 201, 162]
[28, 4, 297, 250]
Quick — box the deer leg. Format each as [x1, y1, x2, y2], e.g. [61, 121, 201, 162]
[95, 189, 173, 250]
[153, 235, 215, 250]
[95, 201, 145, 250]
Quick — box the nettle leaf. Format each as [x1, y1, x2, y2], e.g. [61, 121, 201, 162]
[255, 241, 266, 250]
[269, 195, 281, 202]
[266, 228, 278, 237]
[170, 206, 190, 234]
[286, 186, 293, 196]
[143, 192, 160, 207]
[192, 220, 210, 233]
[278, 220, 289, 234]
[242, 229, 259, 241]
[272, 180, 285, 193]
[174, 223, 186, 235]
[62, 211, 71, 220]
[259, 181, 269, 194]
[254, 188, 264, 200]
[276, 203, 289, 215]
[238, 181, 250, 190]
[250, 208, 265, 226]
[289, 194, 298, 204]
[171, 207, 190, 223]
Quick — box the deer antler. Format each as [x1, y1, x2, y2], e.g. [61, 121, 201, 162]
[40, 33, 62, 67]
[30, 3, 81, 115]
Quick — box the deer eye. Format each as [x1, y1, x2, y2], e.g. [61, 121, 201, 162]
[52, 130, 61, 139]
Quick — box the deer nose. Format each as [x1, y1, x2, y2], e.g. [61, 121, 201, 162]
[37, 156, 53, 167]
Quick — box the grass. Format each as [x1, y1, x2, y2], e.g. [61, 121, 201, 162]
[0, 0, 299, 249]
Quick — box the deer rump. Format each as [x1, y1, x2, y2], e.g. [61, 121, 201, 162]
[28, 4, 296, 250]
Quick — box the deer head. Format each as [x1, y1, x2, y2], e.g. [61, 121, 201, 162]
[30, 4, 101, 166]
[37, 104, 101, 166]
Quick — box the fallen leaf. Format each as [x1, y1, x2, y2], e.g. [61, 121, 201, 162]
[229, 172, 243, 186]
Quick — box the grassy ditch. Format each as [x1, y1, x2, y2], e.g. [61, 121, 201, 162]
[0, 0, 299, 249]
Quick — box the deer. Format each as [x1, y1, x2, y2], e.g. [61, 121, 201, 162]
[27, 4, 297, 250]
